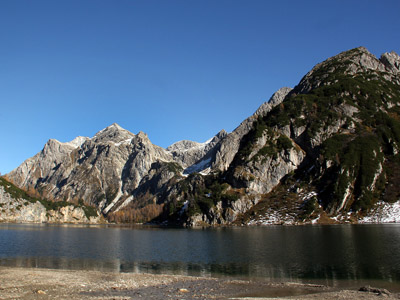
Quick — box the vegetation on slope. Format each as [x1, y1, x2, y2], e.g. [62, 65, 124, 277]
[159, 50, 400, 224]
[255, 54, 397, 209]
[0, 177, 98, 219]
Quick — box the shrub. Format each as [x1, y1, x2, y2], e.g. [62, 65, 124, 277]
[166, 162, 183, 174]
[277, 135, 293, 151]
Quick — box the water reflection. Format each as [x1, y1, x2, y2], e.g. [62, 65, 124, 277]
[1, 224, 400, 285]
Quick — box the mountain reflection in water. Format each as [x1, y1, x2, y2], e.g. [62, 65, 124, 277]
[1, 223, 400, 287]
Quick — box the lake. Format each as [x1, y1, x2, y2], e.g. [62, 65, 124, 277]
[1, 223, 400, 290]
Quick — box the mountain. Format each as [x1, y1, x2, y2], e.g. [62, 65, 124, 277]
[4, 122, 228, 222]
[155, 47, 400, 226]
[4, 47, 400, 226]
[223, 47, 400, 225]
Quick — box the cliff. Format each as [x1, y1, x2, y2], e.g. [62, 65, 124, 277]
[0, 177, 101, 223]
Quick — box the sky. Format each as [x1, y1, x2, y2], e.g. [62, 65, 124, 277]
[1, 0, 400, 174]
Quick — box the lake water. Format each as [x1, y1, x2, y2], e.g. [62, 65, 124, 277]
[1, 223, 400, 289]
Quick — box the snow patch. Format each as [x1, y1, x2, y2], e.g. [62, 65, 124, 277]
[199, 168, 211, 176]
[103, 188, 123, 214]
[338, 185, 351, 211]
[369, 162, 382, 191]
[360, 201, 400, 223]
[247, 209, 296, 226]
[115, 196, 134, 212]
[167, 135, 215, 153]
[64, 136, 88, 148]
[302, 191, 317, 201]
[311, 216, 320, 224]
[179, 200, 189, 215]
[184, 157, 212, 175]
[114, 138, 133, 147]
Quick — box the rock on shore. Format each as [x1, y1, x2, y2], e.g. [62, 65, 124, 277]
[0, 267, 399, 300]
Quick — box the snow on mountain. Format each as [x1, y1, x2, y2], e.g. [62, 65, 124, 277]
[360, 201, 400, 223]
[64, 136, 90, 148]
[166, 130, 228, 172]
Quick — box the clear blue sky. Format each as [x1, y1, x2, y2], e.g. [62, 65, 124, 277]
[1, 0, 400, 174]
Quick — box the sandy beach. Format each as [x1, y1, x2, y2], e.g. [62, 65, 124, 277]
[0, 267, 399, 300]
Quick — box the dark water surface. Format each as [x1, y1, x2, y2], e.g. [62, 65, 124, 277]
[1, 223, 400, 289]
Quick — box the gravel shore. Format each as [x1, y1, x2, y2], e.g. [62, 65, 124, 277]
[0, 267, 399, 300]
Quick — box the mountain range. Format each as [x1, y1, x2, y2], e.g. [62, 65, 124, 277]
[2, 46, 400, 226]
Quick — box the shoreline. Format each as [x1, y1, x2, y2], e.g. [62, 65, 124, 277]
[0, 267, 399, 299]
[2, 220, 400, 228]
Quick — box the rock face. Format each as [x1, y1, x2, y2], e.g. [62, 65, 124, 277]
[7, 123, 179, 215]
[6, 47, 400, 226]
[380, 51, 400, 76]
[210, 87, 293, 172]
[294, 47, 400, 94]
[167, 129, 228, 174]
[0, 178, 100, 223]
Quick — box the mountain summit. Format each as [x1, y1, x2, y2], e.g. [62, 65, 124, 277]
[4, 47, 400, 225]
[92, 123, 135, 144]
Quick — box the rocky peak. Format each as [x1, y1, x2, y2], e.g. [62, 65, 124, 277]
[347, 46, 385, 73]
[167, 130, 228, 170]
[167, 130, 228, 154]
[132, 131, 150, 144]
[129, 131, 161, 154]
[93, 123, 135, 144]
[211, 129, 228, 143]
[254, 87, 293, 117]
[294, 47, 398, 94]
[380, 51, 400, 74]
[211, 87, 293, 172]
[269, 87, 293, 106]
[64, 136, 89, 148]
[167, 140, 200, 152]
[42, 139, 64, 154]
[41, 135, 90, 157]
[42, 138, 77, 157]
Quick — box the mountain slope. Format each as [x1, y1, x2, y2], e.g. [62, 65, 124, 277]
[158, 47, 400, 226]
[7, 124, 178, 216]
[225, 47, 400, 225]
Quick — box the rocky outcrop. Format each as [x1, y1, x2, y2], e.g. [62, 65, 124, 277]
[211, 87, 293, 172]
[380, 51, 400, 75]
[167, 130, 228, 174]
[185, 195, 260, 227]
[294, 47, 400, 94]
[0, 183, 100, 223]
[230, 146, 305, 195]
